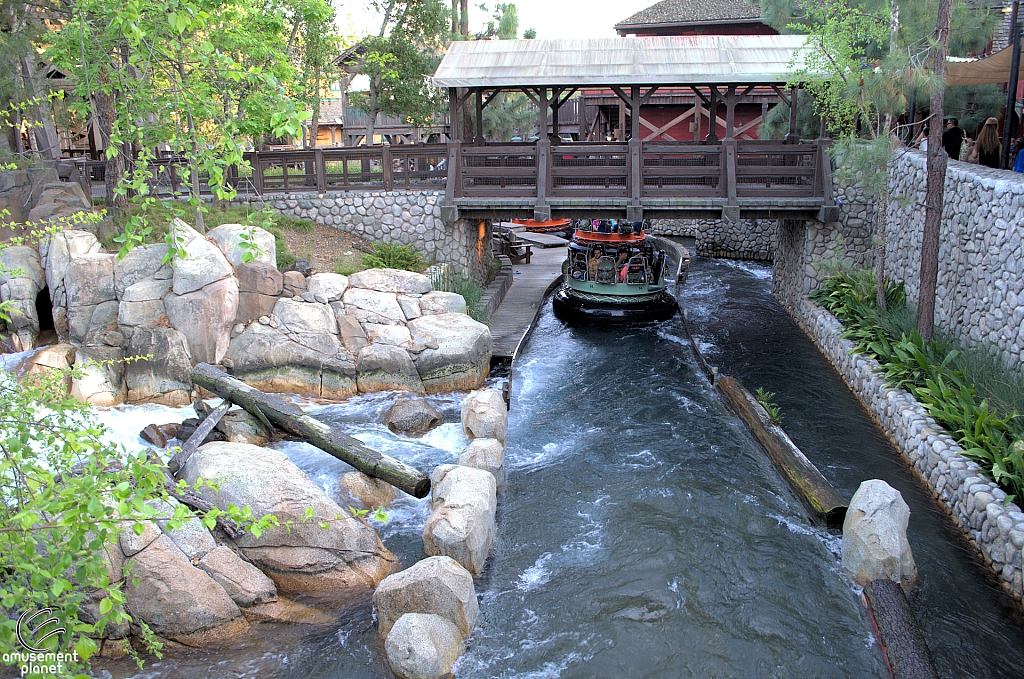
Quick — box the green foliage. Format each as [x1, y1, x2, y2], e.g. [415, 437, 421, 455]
[812, 270, 1023, 500]
[361, 241, 427, 272]
[348, 506, 389, 523]
[430, 264, 487, 322]
[755, 387, 784, 425]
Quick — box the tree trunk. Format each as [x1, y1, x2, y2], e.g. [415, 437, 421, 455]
[19, 54, 61, 161]
[190, 363, 431, 498]
[94, 88, 127, 210]
[451, 0, 458, 34]
[875, 192, 888, 311]
[365, 84, 379, 146]
[918, 0, 954, 342]
[459, 0, 469, 36]
[166, 402, 230, 476]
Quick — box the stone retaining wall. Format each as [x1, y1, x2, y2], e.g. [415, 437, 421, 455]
[884, 150, 1024, 372]
[787, 297, 1024, 602]
[235, 190, 492, 282]
[647, 218, 775, 260]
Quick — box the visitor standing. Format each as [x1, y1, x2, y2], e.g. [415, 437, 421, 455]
[942, 117, 965, 160]
[970, 118, 1002, 168]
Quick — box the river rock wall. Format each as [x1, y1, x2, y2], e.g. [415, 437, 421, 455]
[787, 297, 1024, 603]
[647, 218, 776, 261]
[235, 190, 492, 283]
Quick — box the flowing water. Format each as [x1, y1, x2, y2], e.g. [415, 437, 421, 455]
[92, 255, 1024, 679]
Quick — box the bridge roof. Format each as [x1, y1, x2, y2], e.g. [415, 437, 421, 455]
[432, 35, 809, 88]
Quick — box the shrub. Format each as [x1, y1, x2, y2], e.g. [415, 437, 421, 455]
[812, 270, 1023, 500]
[430, 265, 487, 323]
[361, 241, 426, 272]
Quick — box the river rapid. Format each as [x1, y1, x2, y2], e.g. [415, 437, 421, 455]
[91, 254, 1024, 679]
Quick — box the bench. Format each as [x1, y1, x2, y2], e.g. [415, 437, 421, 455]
[496, 230, 532, 264]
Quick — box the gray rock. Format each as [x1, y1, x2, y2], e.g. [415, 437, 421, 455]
[206, 223, 276, 268]
[69, 299, 119, 346]
[273, 298, 338, 335]
[384, 397, 441, 433]
[114, 244, 170, 298]
[165, 276, 239, 364]
[337, 471, 396, 510]
[119, 521, 161, 557]
[71, 346, 126, 406]
[342, 287, 406, 325]
[458, 438, 505, 488]
[365, 323, 413, 348]
[348, 268, 432, 294]
[170, 219, 234, 295]
[41, 229, 100, 295]
[199, 545, 277, 608]
[385, 613, 462, 679]
[373, 555, 478, 638]
[181, 442, 396, 593]
[423, 465, 497, 575]
[64, 253, 116, 307]
[215, 408, 272, 446]
[149, 498, 217, 561]
[409, 314, 491, 393]
[282, 270, 306, 296]
[117, 298, 167, 330]
[335, 311, 369, 352]
[236, 262, 283, 296]
[121, 278, 171, 302]
[419, 291, 467, 316]
[235, 291, 278, 324]
[307, 273, 349, 302]
[460, 389, 507, 444]
[125, 327, 193, 405]
[124, 535, 243, 641]
[357, 344, 423, 394]
[397, 296, 422, 320]
[842, 479, 919, 588]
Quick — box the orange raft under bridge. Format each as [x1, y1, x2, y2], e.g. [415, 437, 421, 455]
[511, 218, 572, 234]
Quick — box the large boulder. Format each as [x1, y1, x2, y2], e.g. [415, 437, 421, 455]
[0, 245, 45, 340]
[460, 388, 507, 444]
[419, 291, 467, 316]
[225, 322, 356, 399]
[274, 298, 338, 335]
[165, 276, 239, 364]
[336, 312, 369, 353]
[206, 223, 276, 268]
[365, 323, 413, 348]
[384, 397, 441, 433]
[348, 268, 432, 295]
[64, 253, 116, 308]
[306, 273, 349, 303]
[422, 465, 497, 575]
[409, 314, 491, 393]
[26, 182, 92, 223]
[68, 299, 119, 346]
[169, 219, 234, 295]
[125, 327, 194, 405]
[40, 229, 100, 295]
[215, 408, 272, 446]
[842, 480, 918, 589]
[181, 442, 397, 593]
[236, 292, 278, 325]
[70, 346, 126, 406]
[356, 344, 424, 394]
[385, 613, 462, 679]
[113, 244, 171, 299]
[123, 534, 244, 643]
[372, 555, 478, 639]
[458, 438, 505, 488]
[337, 471, 395, 511]
[236, 262, 283, 296]
[341, 288, 407, 325]
[198, 546, 277, 608]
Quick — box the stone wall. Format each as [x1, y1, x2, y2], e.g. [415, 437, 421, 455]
[647, 218, 776, 261]
[235, 190, 492, 283]
[884, 150, 1024, 371]
[788, 297, 1024, 603]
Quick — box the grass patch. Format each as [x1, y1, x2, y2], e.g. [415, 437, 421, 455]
[811, 269, 1024, 500]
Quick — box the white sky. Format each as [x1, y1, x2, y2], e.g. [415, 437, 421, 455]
[339, 0, 657, 40]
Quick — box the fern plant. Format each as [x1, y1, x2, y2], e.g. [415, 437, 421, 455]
[361, 241, 426, 272]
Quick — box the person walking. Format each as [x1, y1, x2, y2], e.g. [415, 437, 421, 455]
[942, 116, 965, 160]
[970, 117, 1002, 168]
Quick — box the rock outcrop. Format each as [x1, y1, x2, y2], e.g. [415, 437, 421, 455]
[372, 555, 478, 638]
[384, 397, 441, 433]
[458, 438, 505, 488]
[338, 471, 396, 511]
[207, 223, 276, 268]
[422, 465, 497, 575]
[460, 388, 507, 444]
[181, 442, 397, 594]
[385, 613, 462, 679]
[409, 314, 491, 393]
[842, 479, 918, 589]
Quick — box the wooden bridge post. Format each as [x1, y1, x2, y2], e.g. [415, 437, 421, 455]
[628, 85, 643, 221]
[251, 151, 263, 196]
[315, 148, 326, 193]
[706, 86, 719, 143]
[382, 144, 394, 191]
[721, 85, 739, 222]
[535, 87, 551, 222]
[786, 87, 799, 144]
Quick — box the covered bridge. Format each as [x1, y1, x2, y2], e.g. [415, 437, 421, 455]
[432, 35, 838, 225]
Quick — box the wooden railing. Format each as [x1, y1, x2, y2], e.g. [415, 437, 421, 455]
[75, 139, 829, 207]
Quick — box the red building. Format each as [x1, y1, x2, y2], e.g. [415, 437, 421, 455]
[579, 0, 781, 142]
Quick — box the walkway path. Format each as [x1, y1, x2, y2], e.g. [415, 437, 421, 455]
[489, 246, 565, 361]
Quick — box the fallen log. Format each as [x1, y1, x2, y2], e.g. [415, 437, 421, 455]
[190, 363, 431, 498]
[167, 402, 230, 476]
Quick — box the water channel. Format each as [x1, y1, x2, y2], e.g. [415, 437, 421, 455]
[94, 253, 1024, 679]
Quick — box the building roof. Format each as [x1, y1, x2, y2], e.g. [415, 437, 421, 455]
[432, 35, 809, 88]
[615, 0, 761, 30]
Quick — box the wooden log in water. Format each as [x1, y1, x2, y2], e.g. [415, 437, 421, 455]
[863, 579, 940, 679]
[167, 402, 230, 476]
[190, 363, 431, 498]
[715, 376, 848, 527]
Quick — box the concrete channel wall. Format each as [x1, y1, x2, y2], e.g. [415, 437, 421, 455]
[771, 150, 1024, 604]
[233, 190, 493, 282]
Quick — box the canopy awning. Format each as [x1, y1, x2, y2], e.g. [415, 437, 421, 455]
[431, 35, 811, 88]
[947, 45, 1024, 86]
